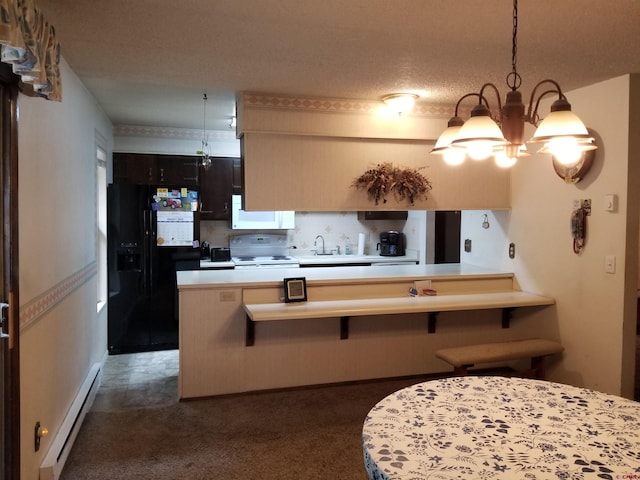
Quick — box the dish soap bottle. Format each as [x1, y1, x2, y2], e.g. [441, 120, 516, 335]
[344, 237, 351, 255]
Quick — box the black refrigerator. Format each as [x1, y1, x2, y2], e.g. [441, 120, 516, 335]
[107, 183, 201, 354]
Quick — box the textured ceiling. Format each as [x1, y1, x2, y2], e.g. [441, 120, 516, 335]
[36, 0, 640, 131]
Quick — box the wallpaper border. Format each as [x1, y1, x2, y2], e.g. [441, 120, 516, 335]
[20, 262, 97, 331]
[241, 93, 457, 117]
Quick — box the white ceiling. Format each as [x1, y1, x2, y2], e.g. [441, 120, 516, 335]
[36, 0, 640, 132]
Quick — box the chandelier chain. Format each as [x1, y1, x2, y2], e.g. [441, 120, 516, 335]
[507, 0, 521, 91]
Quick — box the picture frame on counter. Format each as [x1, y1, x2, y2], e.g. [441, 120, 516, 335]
[284, 277, 307, 303]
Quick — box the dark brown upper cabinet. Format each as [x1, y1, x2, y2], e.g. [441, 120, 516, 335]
[113, 153, 199, 186]
[199, 157, 241, 220]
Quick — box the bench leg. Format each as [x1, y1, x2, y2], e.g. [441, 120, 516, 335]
[453, 365, 470, 376]
[531, 356, 545, 379]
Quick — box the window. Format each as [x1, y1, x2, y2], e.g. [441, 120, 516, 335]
[96, 146, 107, 311]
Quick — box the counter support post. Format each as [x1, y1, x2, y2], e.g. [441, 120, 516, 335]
[246, 315, 255, 346]
[340, 316, 349, 339]
[428, 312, 439, 333]
[502, 307, 515, 329]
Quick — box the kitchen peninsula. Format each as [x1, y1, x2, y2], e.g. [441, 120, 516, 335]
[176, 264, 555, 399]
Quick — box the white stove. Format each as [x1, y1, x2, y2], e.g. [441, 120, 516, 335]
[229, 234, 299, 269]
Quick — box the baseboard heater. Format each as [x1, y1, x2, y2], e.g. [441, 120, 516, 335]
[39, 361, 102, 480]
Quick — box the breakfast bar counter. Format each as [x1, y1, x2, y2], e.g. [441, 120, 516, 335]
[176, 264, 556, 399]
[178, 263, 509, 288]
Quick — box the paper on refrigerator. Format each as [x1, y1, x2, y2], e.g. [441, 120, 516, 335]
[156, 211, 194, 246]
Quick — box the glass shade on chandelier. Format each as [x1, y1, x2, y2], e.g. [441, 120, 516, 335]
[430, 116, 465, 166]
[494, 144, 528, 168]
[529, 100, 596, 166]
[450, 104, 506, 161]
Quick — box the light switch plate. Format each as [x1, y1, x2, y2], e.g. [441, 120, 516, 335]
[604, 194, 616, 212]
[605, 255, 616, 274]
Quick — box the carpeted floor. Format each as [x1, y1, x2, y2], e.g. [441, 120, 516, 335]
[59, 339, 640, 480]
[60, 372, 427, 480]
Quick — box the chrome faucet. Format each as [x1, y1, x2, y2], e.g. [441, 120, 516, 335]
[314, 235, 326, 255]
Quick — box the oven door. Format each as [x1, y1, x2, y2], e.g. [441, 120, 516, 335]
[234, 263, 300, 269]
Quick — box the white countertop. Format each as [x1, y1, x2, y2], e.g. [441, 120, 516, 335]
[177, 263, 512, 289]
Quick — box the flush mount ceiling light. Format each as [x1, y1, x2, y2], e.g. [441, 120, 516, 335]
[430, 0, 597, 169]
[382, 93, 418, 115]
[200, 93, 211, 168]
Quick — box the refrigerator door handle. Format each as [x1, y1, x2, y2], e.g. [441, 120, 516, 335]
[148, 209, 156, 295]
[143, 210, 151, 297]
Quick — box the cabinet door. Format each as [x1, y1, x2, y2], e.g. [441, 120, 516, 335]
[232, 157, 243, 195]
[157, 156, 199, 186]
[113, 153, 157, 184]
[199, 157, 234, 220]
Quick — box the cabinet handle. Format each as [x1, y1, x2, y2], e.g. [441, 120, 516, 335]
[147, 167, 153, 178]
[183, 176, 198, 181]
[160, 168, 164, 182]
[224, 202, 228, 212]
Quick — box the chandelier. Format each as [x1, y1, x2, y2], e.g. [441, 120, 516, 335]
[200, 93, 211, 168]
[431, 0, 597, 168]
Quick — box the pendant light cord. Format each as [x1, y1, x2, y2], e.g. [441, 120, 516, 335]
[202, 93, 207, 139]
[201, 93, 211, 167]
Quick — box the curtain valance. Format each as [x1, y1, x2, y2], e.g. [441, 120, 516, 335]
[0, 0, 61, 101]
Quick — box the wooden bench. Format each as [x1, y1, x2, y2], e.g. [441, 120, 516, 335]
[435, 338, 564, 379]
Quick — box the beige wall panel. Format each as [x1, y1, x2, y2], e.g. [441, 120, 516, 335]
[243, 133, 511, 211]
[180, 285, 555, 398]
[179, 288, 247, 398]
[507, 75, 639, 396]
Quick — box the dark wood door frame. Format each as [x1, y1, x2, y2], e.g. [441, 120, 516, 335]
[1, 63, 20, 480]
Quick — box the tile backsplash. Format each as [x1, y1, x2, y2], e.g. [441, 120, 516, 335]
[200, 211, 409, 256]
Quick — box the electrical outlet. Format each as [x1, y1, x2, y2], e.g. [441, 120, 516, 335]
[219, 291, 236, 302]
[464, 239, 472, 253]
[508, 243, 516, 259]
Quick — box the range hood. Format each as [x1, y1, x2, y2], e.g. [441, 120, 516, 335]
[231, 195, 295, 230]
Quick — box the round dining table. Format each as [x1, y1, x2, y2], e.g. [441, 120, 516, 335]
[362, 376, 640, 479]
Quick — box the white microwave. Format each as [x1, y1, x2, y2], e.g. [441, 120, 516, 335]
[231, 195, 295, 230]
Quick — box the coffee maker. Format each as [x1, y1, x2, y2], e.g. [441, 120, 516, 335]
[377, 231, 405, 256]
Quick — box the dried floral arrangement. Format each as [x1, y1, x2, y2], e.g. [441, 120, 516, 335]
[352, 162, 432, 205]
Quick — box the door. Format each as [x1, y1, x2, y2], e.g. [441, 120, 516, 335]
[0, 65, 20, 479]
[434, 211, 461, 264]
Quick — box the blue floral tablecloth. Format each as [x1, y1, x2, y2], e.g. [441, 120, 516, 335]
[362, 376, 640, 479]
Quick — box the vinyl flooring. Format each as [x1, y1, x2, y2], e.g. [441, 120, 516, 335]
[94, 338, 640, 412]
[92, 349, 179, 412]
